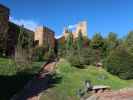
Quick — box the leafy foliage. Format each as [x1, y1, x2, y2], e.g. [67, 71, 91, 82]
[76, 32, 83, 50]
[66, 48, 96, 68]
[15, 25, 34, 72]
[104, 46, 133, 79]
[0, 57, 43, 100]
[105, 32, 119, 55]
[33, 46, 45, 61]
[90, 33, 105, 49]
[90, 33, 106, 65]
[44, 47, 56, 61]
[124, 31, 133, 55]
[66, 32, 73, 51]
[40, 59, 133, 100]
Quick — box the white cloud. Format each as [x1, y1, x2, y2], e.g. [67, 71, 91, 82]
[9, 16, 40, 31]
[55, 34, 63, 39]
[68, 24, 77, 29]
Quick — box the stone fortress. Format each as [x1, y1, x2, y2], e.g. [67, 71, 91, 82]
[34, 26, 55, 49]
[0, 4, 55, 56]
[0, 4, 87, 56]
[63, 21, 87, 39]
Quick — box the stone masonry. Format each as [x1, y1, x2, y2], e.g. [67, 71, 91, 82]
[34, 26, 55, 49]
[0, 4, 88, 56]
[0, 4, 9, 34]
[0, 4, 56, 56]
[63, 21, 87, 39]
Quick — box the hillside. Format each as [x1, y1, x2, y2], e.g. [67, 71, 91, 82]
[40, 59, 133, 100]
[0, 57, 43, 100]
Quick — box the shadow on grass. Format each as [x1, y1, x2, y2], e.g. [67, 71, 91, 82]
[11, 73, 62, 100]
[0, 72, 35, 100]
[0, 71, 62, 100]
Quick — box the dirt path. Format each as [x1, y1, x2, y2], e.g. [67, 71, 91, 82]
[11, 61, 57, 100]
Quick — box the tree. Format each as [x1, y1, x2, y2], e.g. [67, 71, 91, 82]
[66, 32, 73, 52]
[104, 45, 133, 79]
[56, 37, 66, 57]
[44, 47, 56, 61]
[82, 37, 90, 48]
[77, 31, 83, 50]
[15, 25, 34, 71]
[105, 32, 119, 55]
[66, 47, 96, 68]
[124, 31, 133, 55]
[90, 33, 105, 49]
[33, 46, 45, 61]
[90, 33, 106, 65]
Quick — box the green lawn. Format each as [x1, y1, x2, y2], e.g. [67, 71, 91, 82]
[40, 59, 133, 100]
[0, 57, 133, 100]
[0, 57, 43, 100]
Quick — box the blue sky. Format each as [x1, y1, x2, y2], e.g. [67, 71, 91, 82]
[1, 0, 133, 38]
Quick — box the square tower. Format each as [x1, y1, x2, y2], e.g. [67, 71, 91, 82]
[75, 21, 87, 38]
[34, 26, 55, 48]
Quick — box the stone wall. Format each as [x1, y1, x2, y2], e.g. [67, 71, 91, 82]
[75, 21, 87, 38]
[6, 22, 34, 56]
[34, 26, 44, 46]
[0, 4, 9, 34]
[63, 21, 88, 40]
[0, 4, 9, 55]
[0, 4, 56, 56]
[34, 26, 55, 49]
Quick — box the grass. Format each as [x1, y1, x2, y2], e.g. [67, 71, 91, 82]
[0, 57, 133, 100]
[0, 57, 44, 100]
[0, 57, 43, 75]
[40, 59, 133, 100]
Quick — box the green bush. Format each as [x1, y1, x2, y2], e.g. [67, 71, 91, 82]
[33, 46, 45, 61]
[43, 48, 56, 61]
[104, 46, 133, 79]
[33, 46, 56, 61]
[66, 48, 96, 68]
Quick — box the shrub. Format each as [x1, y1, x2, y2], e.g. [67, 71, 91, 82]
[43, 47, 56, 61]
[66, 48, 96, 68]
[14, 25, 34, 72]
[104, 46, 133, 79]
[33, 46, 45, 61]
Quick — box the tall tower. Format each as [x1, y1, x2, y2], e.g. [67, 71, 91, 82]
[75, 21, 87, 38]
[63, 27, 72, 40]
[34, 26, 44, 46]
[34, 26, 55, 48]
[63, 21, 88, 40]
